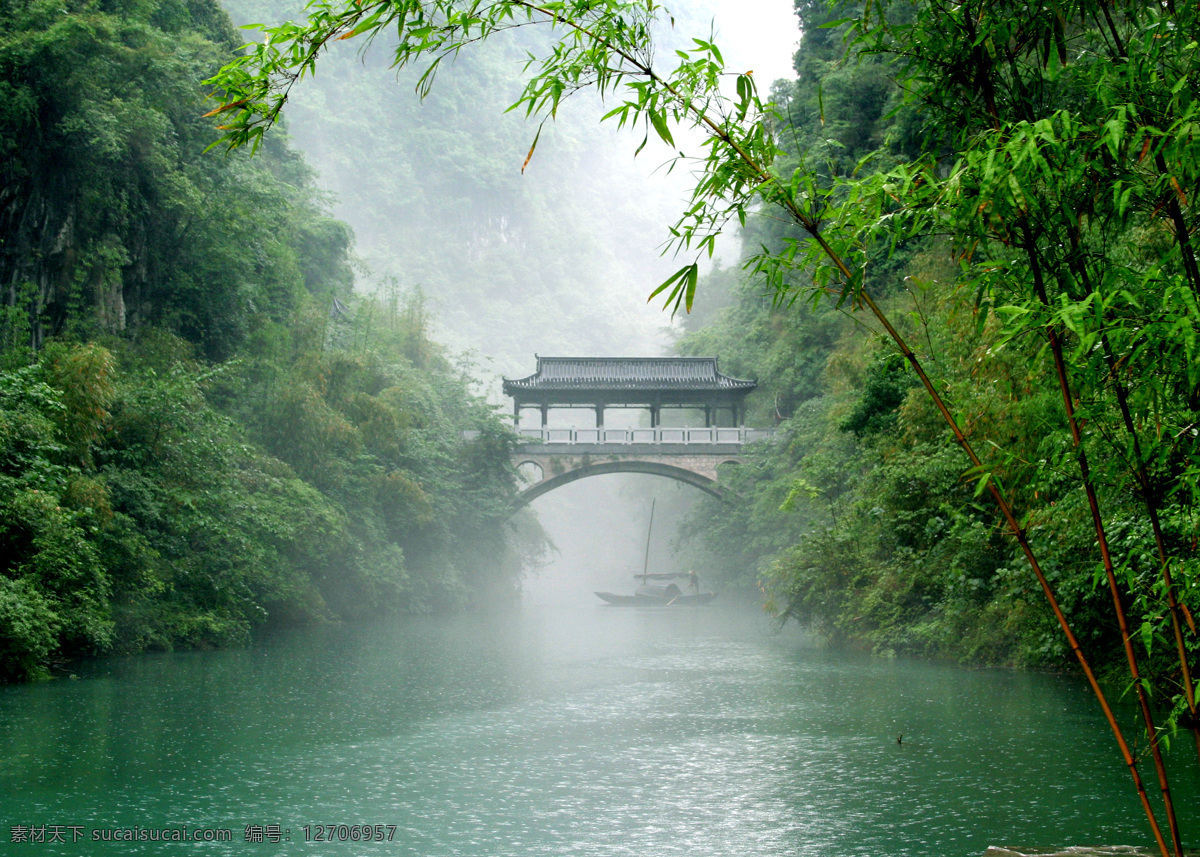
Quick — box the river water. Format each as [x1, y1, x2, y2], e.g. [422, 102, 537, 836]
[1, 601, 1195, 856]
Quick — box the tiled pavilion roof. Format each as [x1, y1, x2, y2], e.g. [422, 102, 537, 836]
[503, 357, 756, 393]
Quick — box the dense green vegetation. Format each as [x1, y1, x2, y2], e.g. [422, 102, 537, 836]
[667, 1, 1200, 848]
[673, 0, 1200, 686]
[679, 242, 1074, 665]
[0, 0, 530, 682]
[674, 2, 1067, 666]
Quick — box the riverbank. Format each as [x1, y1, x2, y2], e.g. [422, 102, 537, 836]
[984, 844, 1200, 849]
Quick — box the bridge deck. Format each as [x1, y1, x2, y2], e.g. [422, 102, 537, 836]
[482, 427, 776, 446]
[516, 443, 745, 455]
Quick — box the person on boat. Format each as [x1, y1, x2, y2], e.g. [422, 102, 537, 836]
[687, 571, 699, 593]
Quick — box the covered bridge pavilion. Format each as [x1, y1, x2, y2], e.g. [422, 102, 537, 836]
[502, 356, 757, 429]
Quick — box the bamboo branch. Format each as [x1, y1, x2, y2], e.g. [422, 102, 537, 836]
[1103, 331, 1200, 764]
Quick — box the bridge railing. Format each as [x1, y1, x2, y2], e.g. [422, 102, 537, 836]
[477, 427, 776, 445]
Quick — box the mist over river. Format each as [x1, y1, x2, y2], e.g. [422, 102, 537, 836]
[2, 599, 1193, 857]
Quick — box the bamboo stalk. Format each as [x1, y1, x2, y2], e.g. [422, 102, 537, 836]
[854, 282, 1172, 857]
[1024, 229, 1182, 857]
[1104, 338, 1200, 765]
[626, 18, 1171, 849]
[1058, 216, 1200, 765]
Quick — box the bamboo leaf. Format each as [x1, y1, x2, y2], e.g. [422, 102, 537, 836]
[202, 98, 249, 117]
[648, 265, 689, 302]
[521, 124, 543, 174]
[648, 109, 674, 147]
[1140, 620, 1154, 656]
[684, 263, 698, 312]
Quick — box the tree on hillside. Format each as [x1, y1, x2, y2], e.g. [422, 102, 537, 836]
[203, 1, 1199, 852]
[0, 0, 353, 358]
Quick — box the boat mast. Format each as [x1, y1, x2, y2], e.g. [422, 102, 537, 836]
[642, 499, 655, 578]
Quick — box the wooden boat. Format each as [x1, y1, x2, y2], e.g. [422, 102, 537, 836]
[594, 500, 717, 606]
[594, 578, 718, 606]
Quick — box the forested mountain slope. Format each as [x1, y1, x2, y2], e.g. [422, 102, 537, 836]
[220, 0, 695, 371]
[0, 0, 532, 682]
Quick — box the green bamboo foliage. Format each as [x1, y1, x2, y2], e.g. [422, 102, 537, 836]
[848, 1, 1200, 849]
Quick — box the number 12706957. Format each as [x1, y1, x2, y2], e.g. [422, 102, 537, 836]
[302, 824, 397, 842]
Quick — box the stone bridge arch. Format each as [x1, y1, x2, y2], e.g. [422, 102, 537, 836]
[512, 452, 741, 509]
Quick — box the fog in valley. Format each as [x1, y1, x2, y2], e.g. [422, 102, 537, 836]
[10, 2, 1200, 849]
[220, 0, 801, 599]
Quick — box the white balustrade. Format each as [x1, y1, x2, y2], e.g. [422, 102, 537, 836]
[495, 427, 777, 445]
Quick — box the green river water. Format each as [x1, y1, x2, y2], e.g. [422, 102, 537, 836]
[1, 603, 1196, 856]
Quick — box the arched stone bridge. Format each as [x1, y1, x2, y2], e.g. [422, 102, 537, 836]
[504, 427, 774, 508]
[493, 356, 771, 507]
